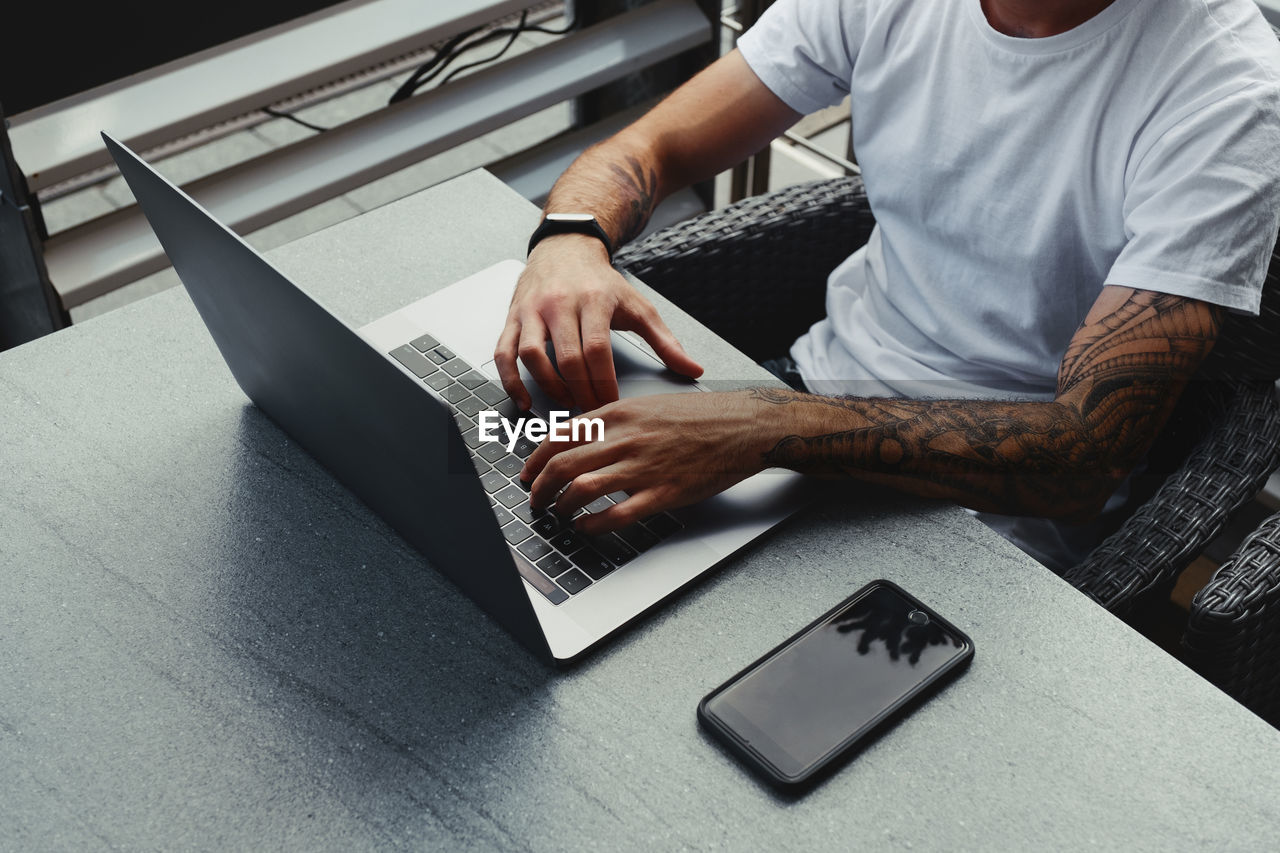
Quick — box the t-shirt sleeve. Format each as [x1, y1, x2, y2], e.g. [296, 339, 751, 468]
[1105, 82, 1280, 315]
[735, 0, 866, 116]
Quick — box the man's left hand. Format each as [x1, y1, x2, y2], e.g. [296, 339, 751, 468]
[520, 391, 771, 535]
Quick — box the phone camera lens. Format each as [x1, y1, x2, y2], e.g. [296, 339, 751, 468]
[907, 609, 929, 626]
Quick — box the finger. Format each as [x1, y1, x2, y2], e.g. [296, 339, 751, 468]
[579, 295, 620, 405]
[618, 297, 704, 379]
[544, 309, 597, 412]
[527, 440, 620, 510]
[550, 461, 632, 518]
[517, 315, 572, 407]
[520, 412, 608, 483]
[574, 490, 666, 535]
[494, 316, 530, 410]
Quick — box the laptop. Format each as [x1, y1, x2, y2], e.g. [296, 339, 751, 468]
[103, 132, 806, 663]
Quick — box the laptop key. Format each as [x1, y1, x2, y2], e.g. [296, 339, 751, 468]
[433, 345, 456, 361]
[478, 442, 508, 463]
[463, 427, 485, 449]
[471, 456, 491, 476]
[617, 524, 661, 553]
[494, 454, 524, 479]
[492, 504, 514, 527]
[549, 527, 584, 555]
[502, 521, 533, 545]
[441, 358, 469, 377]
[456, 396, 485, 418]
[556, 568, 592, 595]
[425, 372, 453, 391]
[409, 333, 439, 352]
[458, 371, 487, 390]
[588, 533, 637, 567]
[644, 512, 684, 539]
[513, 559, 569, 605]
[425, 348, 450, 365]
[512, 502, 537, 524]
[473, 382, 508, 406]
[442, 383, 470, 404]
[495, 399, 526, 421]
[570, 547, 616, 580]
[495, 484, 529, 508]
[537, 553, 573, 578]
[607, 491, 630, 503]
[531, 514, 562, 539]
[584, 495, 614, 514]
[511, 437, 537, 458]
[517, 537, 553, 562]
[389, 345, 436, 378]
[480, 470, 508, 493]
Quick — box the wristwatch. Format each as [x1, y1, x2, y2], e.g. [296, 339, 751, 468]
[527, 213, 614, 260]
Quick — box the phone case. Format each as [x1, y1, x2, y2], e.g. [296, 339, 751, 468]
[697, 579, 974, 791]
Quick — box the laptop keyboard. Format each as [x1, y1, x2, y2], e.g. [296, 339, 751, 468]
[390, 333, 684, 605]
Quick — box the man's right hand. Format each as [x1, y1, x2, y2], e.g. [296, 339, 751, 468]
[492, 49, 799, 411]
[494, 233, 704, 412]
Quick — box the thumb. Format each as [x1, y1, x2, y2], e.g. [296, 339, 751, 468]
[623, 301, 704, 379]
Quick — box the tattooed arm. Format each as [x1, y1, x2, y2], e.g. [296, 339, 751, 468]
[752, 287, 1223, 519]
[495, 50, 801, 412]
[521, 286, 1223, 533]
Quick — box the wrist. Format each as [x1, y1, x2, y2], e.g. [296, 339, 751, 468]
[528, 213, 614, 260]
[529, 232, 612, 264]
[740, 390, 793, 470]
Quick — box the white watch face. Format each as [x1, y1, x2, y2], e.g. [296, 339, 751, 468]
[546, 213, 596, 223]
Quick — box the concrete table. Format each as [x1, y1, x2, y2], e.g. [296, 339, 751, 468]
[3, 171, 1278, 850]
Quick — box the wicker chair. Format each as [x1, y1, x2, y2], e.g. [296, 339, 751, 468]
[1183, 512, 1280, 726]
[615, 175, 1280, 618]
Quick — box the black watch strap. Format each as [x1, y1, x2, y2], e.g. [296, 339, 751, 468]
[527, 214, 614, 260]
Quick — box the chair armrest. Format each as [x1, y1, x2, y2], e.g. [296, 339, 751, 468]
[1182, 510, 1280, 727]
[615, 176, 874, 362]
[1062, 378, 1280, 614]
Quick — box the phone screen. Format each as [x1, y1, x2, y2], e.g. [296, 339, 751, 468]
[702, 583, 971, 780]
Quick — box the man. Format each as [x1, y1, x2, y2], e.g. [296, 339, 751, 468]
[494, 0, 1280, 571]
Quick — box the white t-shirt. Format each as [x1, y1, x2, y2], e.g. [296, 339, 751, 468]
[738, 0, 1280, 402]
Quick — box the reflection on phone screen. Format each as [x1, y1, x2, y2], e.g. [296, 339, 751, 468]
[705, 585, 967, 778]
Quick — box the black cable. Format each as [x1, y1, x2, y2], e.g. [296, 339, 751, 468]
[388, 25, 485, 104]
[437, 11, 528, 86]
[389, 11, 575, 104]
[262, 106, 328, 134]
[394, 20, 522, 99]
[399, 26, 510, 93]
[523, 16, 576, 36]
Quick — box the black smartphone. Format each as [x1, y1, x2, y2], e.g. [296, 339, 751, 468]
[698, 579, 974, 790]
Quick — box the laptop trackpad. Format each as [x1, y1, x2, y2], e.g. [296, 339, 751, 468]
[481, 331, 701, 416]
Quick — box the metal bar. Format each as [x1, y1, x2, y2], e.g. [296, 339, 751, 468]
[728, 0, 775, 202]
[489, 102, 652, 205]
[749, 144, 771, 196]
[780, 129, 860, 175]
[10, 0, 533, 192]
[568, 1, 717, 130]
[35, 3, 571, 202]
[45, 0, 710, 308]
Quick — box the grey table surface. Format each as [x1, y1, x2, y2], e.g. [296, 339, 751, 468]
[3, 171, 1279, 852]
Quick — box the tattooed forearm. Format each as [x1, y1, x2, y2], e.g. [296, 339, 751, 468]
[541, 141, 663, 252]
[607, 156, 659, 245]
[751, 289, 1223, 519]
